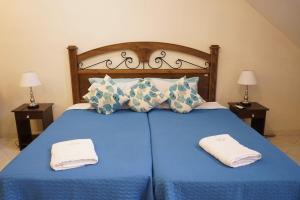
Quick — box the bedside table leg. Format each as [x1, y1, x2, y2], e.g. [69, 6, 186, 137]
[251, 117, 266, 136]
[15, 119, 32, 150]
[42, 110, 53, 129]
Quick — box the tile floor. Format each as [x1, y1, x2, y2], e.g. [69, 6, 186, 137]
[0, 132, 299, 171]
[267, 131, 300, 164]
[0, 138, 20, 171]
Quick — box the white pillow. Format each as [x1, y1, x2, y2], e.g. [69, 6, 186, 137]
[89, 78, 141, 92]
[145, 77, 199, 93]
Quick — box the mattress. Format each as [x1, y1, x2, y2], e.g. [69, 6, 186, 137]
[0, 109, 153, 200]
[148, 109, 300, 200]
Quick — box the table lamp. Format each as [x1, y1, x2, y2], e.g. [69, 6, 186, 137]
[20, 72, 41, 109]
[238, 70, 257, 106]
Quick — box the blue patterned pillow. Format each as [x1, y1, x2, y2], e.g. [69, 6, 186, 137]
[83, 75, 129, 115]
[167, 77, 205, 113]
[127, 79, 167, 112]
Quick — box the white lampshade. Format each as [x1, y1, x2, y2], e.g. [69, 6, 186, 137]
[238, 70, 257, 85]
[20, 72, 41, 87]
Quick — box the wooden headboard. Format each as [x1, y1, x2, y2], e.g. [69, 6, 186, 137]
[68, 42, 219, 104]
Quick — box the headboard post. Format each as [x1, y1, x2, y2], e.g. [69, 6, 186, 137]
[209, 45, 220, 101]
[67, 45, 80, 103]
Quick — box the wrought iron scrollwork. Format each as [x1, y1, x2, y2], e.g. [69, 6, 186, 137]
[175, 59, 209, 69]
[148, 51, 208, 69]
[79, 51, 140, 70]
[79, 59, 112, 70]
[79, 50, 208, 70]
[115, 52, 140, 69]
[148, 51, 168, 69]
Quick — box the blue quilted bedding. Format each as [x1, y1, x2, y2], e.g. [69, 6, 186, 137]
[0, 110, 153, 200]
[148, 109, 300, 200]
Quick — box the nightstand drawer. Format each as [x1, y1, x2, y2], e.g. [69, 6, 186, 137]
[15, 111, 43, 120]
[234, 110, 266, 119]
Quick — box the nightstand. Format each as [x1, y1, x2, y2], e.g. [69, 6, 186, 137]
[12, 103, 54, 150]
[228, 102, 269, 136]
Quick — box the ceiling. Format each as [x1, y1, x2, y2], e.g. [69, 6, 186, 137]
[246, 0, 300, 48]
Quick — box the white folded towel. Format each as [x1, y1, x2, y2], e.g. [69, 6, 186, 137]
[50, 139, 98, 171]
[199, 134, 262, 168]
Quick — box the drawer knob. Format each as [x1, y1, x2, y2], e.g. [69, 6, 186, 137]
[251, 114, 255, 118]
[26, 115, 30, 119]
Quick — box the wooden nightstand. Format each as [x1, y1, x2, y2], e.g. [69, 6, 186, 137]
[12, 103, 54, 150]
[228, 102, 269, 136]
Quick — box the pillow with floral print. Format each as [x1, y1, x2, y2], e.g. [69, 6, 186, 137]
[83, 75, 129, 115]
[167, 77, 205, 113]
[127, 79, 167, 112]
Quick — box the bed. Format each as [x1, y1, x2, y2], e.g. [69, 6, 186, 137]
[148, 109, 300, 200]
[0, 109, 153, 200]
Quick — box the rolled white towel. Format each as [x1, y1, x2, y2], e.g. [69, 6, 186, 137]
[199, 134, 262, 168]
[50, 139, 98, 171]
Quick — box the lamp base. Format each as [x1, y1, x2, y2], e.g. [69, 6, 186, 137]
[240, 101, 251, 107]
[27, 103, 39, 109]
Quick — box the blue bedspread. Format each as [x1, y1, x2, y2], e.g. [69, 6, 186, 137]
[148, 109, 300, 200]
[0, 110, 153, 200]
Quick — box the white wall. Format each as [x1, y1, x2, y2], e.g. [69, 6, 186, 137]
[0, 0, 300, 138]
[247, 0, 300, 47]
